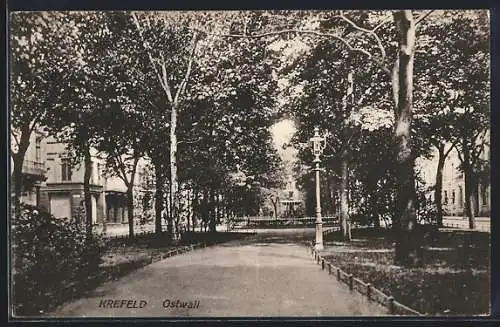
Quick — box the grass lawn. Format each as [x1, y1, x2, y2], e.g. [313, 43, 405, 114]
[322, 227, 490, 316]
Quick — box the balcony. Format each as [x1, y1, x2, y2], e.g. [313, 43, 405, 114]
[22, 160, 45, 178]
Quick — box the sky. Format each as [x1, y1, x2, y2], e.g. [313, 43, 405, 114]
[270, 118, 298, 170]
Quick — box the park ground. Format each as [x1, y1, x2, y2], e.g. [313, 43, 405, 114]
[322, 226, 490, 315]
[41, 225, 491, 317]
[50, 228, 386, 317]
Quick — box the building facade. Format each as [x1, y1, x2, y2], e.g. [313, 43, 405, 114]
[11, 130, 47, 207]
[417, 141, 490, 217]
[11, 132, 154, 225]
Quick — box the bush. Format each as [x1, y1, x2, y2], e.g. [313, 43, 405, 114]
[12, 204, 105, 316]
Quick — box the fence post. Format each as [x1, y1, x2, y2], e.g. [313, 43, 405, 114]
[387, 296, 395, 314]
[348, 274, 354, 291]
[328, 263, 332, 275]
[336, 268, 340, 281]
[366, 283, 372, 301]
[321, 259, 325, 270]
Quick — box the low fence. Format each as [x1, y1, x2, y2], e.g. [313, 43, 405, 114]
[307, 242, 424, 316]
[102, 229, 156, 240]
[442, 222, 489, 233]
[228, 216, 339, 229]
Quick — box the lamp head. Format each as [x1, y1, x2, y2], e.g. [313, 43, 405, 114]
[310, 126, 326, 157]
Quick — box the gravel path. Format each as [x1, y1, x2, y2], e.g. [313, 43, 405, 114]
[51, 229, 387, 317]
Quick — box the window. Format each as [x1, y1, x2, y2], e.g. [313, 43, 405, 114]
[452, 190, 456, 204]
[61, 159, 72, 181]
[90, 161, 94, 183]
[482, 185, 488, 206]
[444, 191, 448, 205]
[35, 137, 41, 162]
[458, 186, 463, 208]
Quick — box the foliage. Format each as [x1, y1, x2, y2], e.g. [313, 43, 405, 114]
[282, 28, 396, 227]
[324, 228, 490, 315]
[12, 204, 104, 315]
[413, 10, 490, 225]
[10, 12, 82, 145]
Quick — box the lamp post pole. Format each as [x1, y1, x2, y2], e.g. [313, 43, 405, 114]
[314, 156, 323, 250]
[310, 126, 326, 251]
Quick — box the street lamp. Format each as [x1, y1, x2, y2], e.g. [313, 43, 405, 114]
[310, 126, 326, 251]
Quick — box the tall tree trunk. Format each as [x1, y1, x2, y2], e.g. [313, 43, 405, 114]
[12, 154, 24, 217]
[340, 149, 351, 241]
[126, 186, 135, 239]
[186, 188, 192, 232]
[192, 190, 199, 232]
[209, 190, 217, 232]
[169, 104, 178, 240]
[366, 177, 380, 229]
[435, 144, 446, 227]
[463, 143, 476, 229]
[153, 161, 165, 235]
[339, 68, 354, 240]
[83, 146, 93, 239]
[272, 199, 278, 220]
[164, 187, 171, 235]
[373, 210, 381, 229]
[12, 128, 31, 218]
[393, 10, 421, 266]
[166, 180, 173, 240]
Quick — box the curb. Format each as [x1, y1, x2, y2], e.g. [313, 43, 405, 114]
[307, 241, 424, 316]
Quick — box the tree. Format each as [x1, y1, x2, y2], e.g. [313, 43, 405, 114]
[96, 12, 172, 236]
[390, 10, 420, 265]
[131, 12, 201, 240]
[446, 14, 489, 229]
[10, 12, 82, 216]
[414, 10, 489, 228]
[283, 29, 393, 241]
[193, 9, 437, 264]
[42, 12, 142, 239]
[415, 11, 489, 226]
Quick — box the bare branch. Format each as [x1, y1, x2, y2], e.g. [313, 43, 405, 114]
[189, 26, 391, 74]
[444, 139, 459, 159]
[415, 10, 435, 25]
[372, 15, 393, 32]
[429, 137, 441, 150]
[131, 12, 172, 102]
[456, 142, 465, 164]
[445, 137, 460, 158]
[159, 52, 174, 103]
[11, 130, 21, 147]
[391, 57, 400, 113]
[114, 152, 130, 187]
[147, 99, 162, 111]
[128, 155, 140, 190]
[471, 129, 488, 161]
[174, 31, 199, 104]
[338, 11, 387, 61]
[28, 116, 40, 136]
